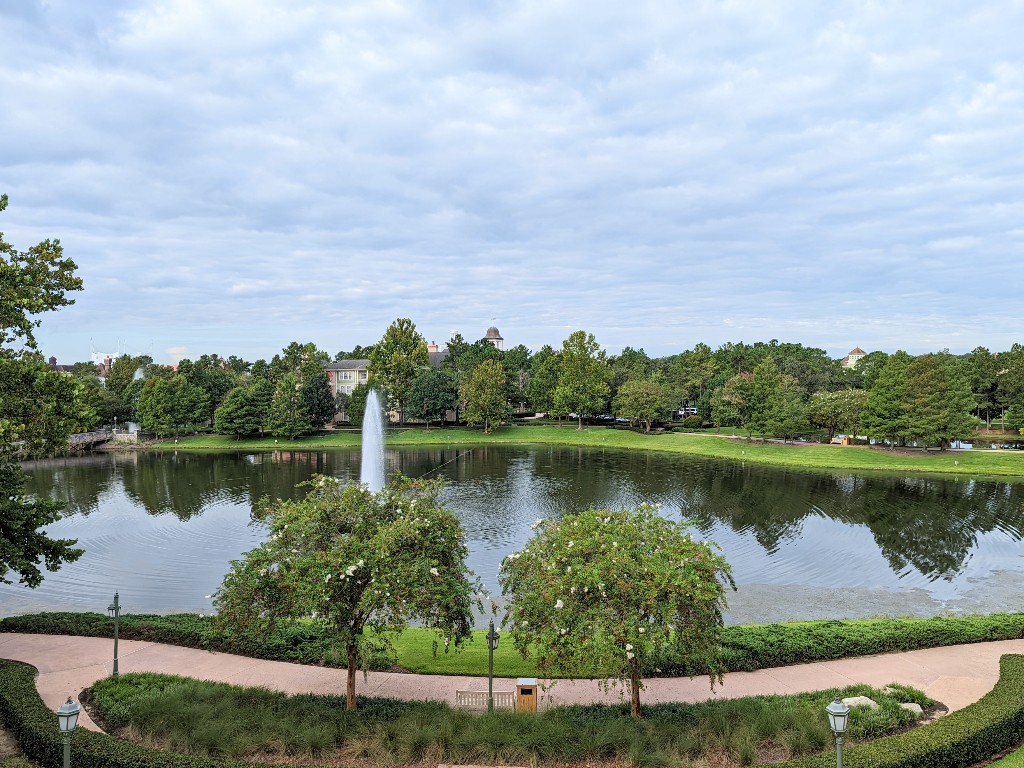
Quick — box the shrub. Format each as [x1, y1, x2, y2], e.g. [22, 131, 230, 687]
[682, 415, 703, 428]
[773, 655, 1024, 768]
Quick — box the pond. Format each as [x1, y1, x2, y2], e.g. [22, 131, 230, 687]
[6, 445, 1024, 626]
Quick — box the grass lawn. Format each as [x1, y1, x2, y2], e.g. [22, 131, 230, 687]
[991, 747, 1024, 767]
[89, 671, 931, 767]
[168, 425, 1024, 478]
[392, 627, 539, 677]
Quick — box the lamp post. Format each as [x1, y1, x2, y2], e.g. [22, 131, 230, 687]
[825, 698, 851, 768]
[107, 591, 121, 677]
[486, 619, 500, 713]
[56, 697, 80, 768]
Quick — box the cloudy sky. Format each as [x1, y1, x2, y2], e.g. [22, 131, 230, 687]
[3, 0, 1022, 365]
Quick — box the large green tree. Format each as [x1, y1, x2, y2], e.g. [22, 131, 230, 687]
[553, 330, 610, 430]
[0, 193, 86, 585]
[214, 476, 480, 710]
[368, 318, 430, 423]
[612, 376, 673, 432]
[136, 375, 209, 437]
[862, 351, 914, 447]
[406, 368, 458, 429]
[500, 505, 734, 718]
[214, 386, 260, 439]
[267, 372, 309, 440]
[461, 359, 510, 433]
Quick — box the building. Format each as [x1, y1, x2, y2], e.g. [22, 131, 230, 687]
[325, 359, 369, 397]
[484, 326, 504, 351]
[840, 347, 867, 369]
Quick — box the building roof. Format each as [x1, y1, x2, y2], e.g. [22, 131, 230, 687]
[848, 346, 866, 356]
[325, 359, 370, 370]
[485, 326, 503, 340]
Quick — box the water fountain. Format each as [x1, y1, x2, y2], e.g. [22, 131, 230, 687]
[360, 389, 386, 492]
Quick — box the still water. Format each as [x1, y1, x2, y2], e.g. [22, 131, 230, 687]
[7, 446, 1024, 625]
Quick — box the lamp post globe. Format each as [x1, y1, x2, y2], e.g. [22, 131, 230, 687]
[56, 697, 80, 768]
[825, 698, 851, 768]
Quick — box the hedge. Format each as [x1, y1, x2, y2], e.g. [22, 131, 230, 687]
[770, 654, 1024, 768]
[0, 661, 288, 768]
[1, 656, 1024, 768]
[5, 612, 1024, 678]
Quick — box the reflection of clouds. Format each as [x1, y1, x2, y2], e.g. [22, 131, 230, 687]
[4, 1, 1023, 362]
[16, 446, 1024, 621]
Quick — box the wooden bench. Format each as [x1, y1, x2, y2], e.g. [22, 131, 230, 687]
[455, 690, 515, 711]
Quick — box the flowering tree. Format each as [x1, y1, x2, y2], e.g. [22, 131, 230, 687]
[214, 475, 481, 710]
[499, 505, 734, 718]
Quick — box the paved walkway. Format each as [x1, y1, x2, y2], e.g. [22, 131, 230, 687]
[3, 633, 1023, 733]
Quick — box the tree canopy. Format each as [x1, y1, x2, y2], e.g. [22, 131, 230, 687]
[214, 475, 481, 710]
[500, 505, 734, 718]
[0, 193, 86, 586]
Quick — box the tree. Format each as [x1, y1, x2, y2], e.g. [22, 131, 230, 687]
[905, 352, 976, 448]
[669, 342, 718, 405]
[301, 368, 335, 430]
[862, 351, 914, 448]
[0, 462, 84, 587]
[214, 386, 259, 439]
[135, 375, 209, 437]
[526, 349, 561, 415]
[553, 330, 610, 430]
[368, 318, 430, 423]
[406, 368, 457, 429]
[461, 359, 510, 433]
[346, 382, 370, 427]
[267, 372, 308, 440]
[809, 390, 869, 441]
[247, 373, 276, 436]
[499, 505, 734, 718]
[0, 193, 85, 585]
[214, 475, 480, 710]
[0, 353, 94, 456]
[612, 377, 672, 432]
[0, 194, 83, 349]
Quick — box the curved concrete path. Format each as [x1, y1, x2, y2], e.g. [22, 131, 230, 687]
[3, 633, 1023, 733]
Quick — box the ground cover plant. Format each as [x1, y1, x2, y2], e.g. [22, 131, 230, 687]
[88, 672, 929, 766]
[6, 612, 1024, 679]
[167, 426, 1024, 478]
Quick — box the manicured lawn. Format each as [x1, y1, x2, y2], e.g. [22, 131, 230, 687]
[89, 671, 930, 766]
[169, 425, 1024, 478]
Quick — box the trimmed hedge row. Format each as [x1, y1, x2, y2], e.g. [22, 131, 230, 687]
[2, 655, 1024, 768]
[772, 654, 1024, 768]
[5, 612, 1024, 677]
[0, 661, 286, 768]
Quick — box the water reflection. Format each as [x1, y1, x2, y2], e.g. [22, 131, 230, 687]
[9, 447, 1024, 623]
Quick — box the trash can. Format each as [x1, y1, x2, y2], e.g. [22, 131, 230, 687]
[515, 677, 538, 713]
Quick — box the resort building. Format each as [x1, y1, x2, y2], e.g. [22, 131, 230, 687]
[840, 347, 867, 369]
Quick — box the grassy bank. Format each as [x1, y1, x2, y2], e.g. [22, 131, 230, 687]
[164, 425, 1024, 477]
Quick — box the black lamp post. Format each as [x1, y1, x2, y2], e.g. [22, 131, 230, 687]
[486, 619, 500, 713]
[825, 698, 851, 768]
[107, 591, 121, 676]
[56, 697, 80, 768]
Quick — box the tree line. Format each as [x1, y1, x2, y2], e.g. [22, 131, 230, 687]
[55, 318, 1024, 447]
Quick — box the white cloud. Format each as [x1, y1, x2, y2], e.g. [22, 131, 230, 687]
[3, 0, 1023, 364]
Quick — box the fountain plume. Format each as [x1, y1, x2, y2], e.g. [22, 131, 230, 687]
[360, 389, 386, 492]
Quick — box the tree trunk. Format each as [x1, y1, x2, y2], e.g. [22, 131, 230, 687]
[346, 642, 358, 710]
[629, 659, 641, 718]
[577, 415, 584, 430]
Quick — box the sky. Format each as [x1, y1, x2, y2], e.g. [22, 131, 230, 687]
[2, 0, 1022, 366]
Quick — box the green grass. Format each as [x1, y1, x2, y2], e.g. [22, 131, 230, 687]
[167, 425, 1024, 477]
[991, 746, 1024, 767]
[88, 672, 929, 766]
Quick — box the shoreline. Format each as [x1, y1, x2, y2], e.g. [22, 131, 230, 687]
[151, 425, 1024, 479]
